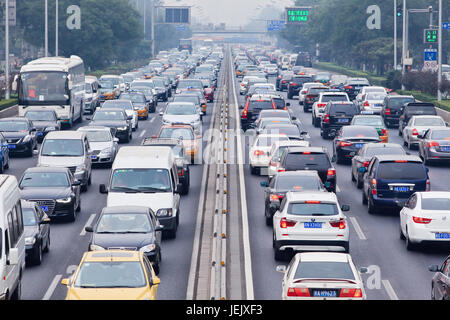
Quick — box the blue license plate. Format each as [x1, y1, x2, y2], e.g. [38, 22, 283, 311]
[355, 144, 363, 148]
[441, 146, 450, 152]
[435, 233, 450, 239]
[41, 206, 49, 212]
[394, 186, 410, 192]
[338, 118, 349, 123]
[313, 290, 337, 297]
[91, 156, 98, 160]
[304, 222, 322, 229]
[7, 144, 16, 149]
[37, 132, 44, 136]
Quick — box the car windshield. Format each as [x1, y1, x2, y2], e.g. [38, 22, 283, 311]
[84, 130, 111, 142]
[276, 176, 322, 191]
[20, 172, 69, 188]
[99, 81, 114, 89]
[93, 111, 125, 121]
[25, 111, 56, 121]
[103, 101, 133, 110]
[294, 262, 355, 280]
[288, 202, 338, 215]
[377, 162, 426, 180]
[173, 96, 199, 105]
[431, 130, 450, 140]
[413, 118, 445, 126]
[166, 104, 196, 115]
[366, 93, 386, 100]
[110, 168, 172, 192]
[96, 213, 152, 233]
[0, 121, 28, 132]
[321, 95, 347, 102]
[22, 208, 38, 226]
[388, 98, 415, 108]
[159, 128, 194, 140]
[119, 94, 146, 103]
[285, 153, 330, 170]
[421, 198, 450, 210]
[178, 80, 203, 89]
[41, 139, 84, 157]
[74, 261, 146, 288]
[365, 146, 405, 157]
[352, 117, 383, 126]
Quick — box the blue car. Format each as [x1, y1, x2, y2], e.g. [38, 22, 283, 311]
[361, 155, 429, 214]
[0, 132, 10, 173]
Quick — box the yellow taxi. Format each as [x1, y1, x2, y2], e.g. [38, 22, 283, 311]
[61, 250, 160, 300]
[157, 124, 200, 163]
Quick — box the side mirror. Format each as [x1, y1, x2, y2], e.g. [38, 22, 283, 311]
[360, 267, 368, 274]
[33, 149, 39, 156]
[40, 217, 51, 224]
[428, 265, 439, 272]
[113, 137, 119, 143]
[152, 276, 161, 286]
[7, 248, 19, 266]
[11, 75, 18, 91]
[99, 184, 108, 194]
[67, 80, 73, 90]
[127, 115, 133, 121]
[159, 112, 164, 116]
[61, 278, 70, 286]
[155, 225, 164, 232]
[260, 181, 269, 187]
[276, 265, 287, 273]
[341, 205, 350, 212]
[84, 226, 94, 233]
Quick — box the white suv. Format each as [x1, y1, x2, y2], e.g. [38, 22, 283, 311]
[312, 92, 350, 127]
[273, 191, 350, 260]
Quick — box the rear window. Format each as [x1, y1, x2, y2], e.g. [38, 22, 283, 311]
[387, 98, 415, 108]
[321, 95, 348, 102]
[273, 98, 285, 109]
[330, 104, 358, 115]
[308, 88, 328, 95]
[292, 77, 313, 84]
[413, 117, 445, 126]
[405, 106, 436, 115]
[284, 153, 331, 170]
[343, 126, 379, 138]
[421, 198, 450, 210]
[250, 100, 273, 110]
[365, 146, 405, 157]
[431, 130, 450, 140]
[294, 262, 355, 280]
[287, 202, 338, 216]
[376, 162, 427, 180]
[276, 176, 322, 191]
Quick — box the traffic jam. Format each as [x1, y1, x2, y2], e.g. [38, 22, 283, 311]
[0, 41, 448, 301]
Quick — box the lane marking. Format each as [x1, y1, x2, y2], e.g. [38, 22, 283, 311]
[42, 274, 62, 300]
[139, 129, 146, 138]
[150, 117, 155, 123]
[336, 185, 341, 193]
[382, 279, 399, 300]
[349, 217, 367, 240]
[80, 214, 96, 236]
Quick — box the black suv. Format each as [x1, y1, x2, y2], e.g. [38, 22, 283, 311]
[341, 78, 370, 100]
[240, 95, 275, 131]
[276, 71, 294, 91]
[278, 146, 337, 193]
[381, 95, 415, 127]
[398, 102, 437, 136]
[287, 75, 313, 99]
[320, 102, 359, 139]
[303, 86, 330, 112]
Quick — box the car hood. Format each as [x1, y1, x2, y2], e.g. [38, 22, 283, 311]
[66, 287, 152, 300]
[38, 156, 84, 168]
[24, 226, 39, 239]
[89, 141, 113, 152]
[20, 187, 72, 200]
[29, 121, 58, 129]
[92, 232, 155, 250]
[107, 193, 174, 212]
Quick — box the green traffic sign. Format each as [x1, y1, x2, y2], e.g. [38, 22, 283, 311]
[424, 29, 438, 43]
[285, 7, 311, 24]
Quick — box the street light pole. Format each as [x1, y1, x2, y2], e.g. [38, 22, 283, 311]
[401, 0, 406, 90]
[56, 0, 59, 56]
[5, 0, 10, 99]
[151, 0, 155, 58]
[45, 0, 48, 57]
[438, 0, 442, 101]
[394, 0, 397, 70]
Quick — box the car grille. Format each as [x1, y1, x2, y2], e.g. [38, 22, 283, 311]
[30, 199, 56, 214]
[107, 247, 138, 251]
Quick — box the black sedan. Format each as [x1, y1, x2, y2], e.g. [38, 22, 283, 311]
[0, 117, 38, 157]
[260, 171, 326, 226]
[85, 206, 164, 275]
[429, 256, 450, 300]
[19, 167, 82, 222]
[23, 109, 61, 143]
[22, 200, 51, 266]
[87, 108, 133, 143]
[332, 125, 381, 164]
[262, 123, 307, 141]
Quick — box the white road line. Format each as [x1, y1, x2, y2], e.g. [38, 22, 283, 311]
[230, 49, 254, 300]
[80, 214, 96, 236]
[150, 117, 155, 123]
[349, 217, 367, 240]
[42, 274, 62, 300]
[336, 185, 341, 193]
[139, 130, 147, 138]
[382, 279, 399, 300]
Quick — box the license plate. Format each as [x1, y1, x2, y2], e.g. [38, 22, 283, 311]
[304, 222, 322, 229]
[435, 233, 450, 239]
[338, 118, 349, 123]
[354, 86, 361, 90]
[7, 144, 16, 149]
[355, 144, 363, 148]
[441, 146, 450, 152]
[41, 206, 49, 212]
[313, 290, 337, 297]
[91, 156, 98, 160]
[394, 186, 410, 192]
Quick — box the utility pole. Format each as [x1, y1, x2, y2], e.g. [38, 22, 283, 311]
[394, 0, 397, 70]
[151, 0, 155, 58]
[401, 0, 406, 89]
[143, 0, 146, 38]
[5, 0, 10, 99]
[438, 0, 442, 101]
[45, 0, 48, 57]
[55, 0, 59, 56]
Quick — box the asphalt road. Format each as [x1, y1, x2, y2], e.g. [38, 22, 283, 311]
[229, 60, 450, 300]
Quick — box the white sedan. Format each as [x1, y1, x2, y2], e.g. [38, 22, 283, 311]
[400, 191, 450, 250]
[277, 252, 367, 300]
[249, 134, 289, 175]
[402, 115, 447, 149]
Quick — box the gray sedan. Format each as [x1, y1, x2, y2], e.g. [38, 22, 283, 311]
[418, 128, 450, 164]
[77, 126, 119, 167]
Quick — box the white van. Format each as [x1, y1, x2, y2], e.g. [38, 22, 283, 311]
[0, 175, 25, 300]
[99, 146, 182, 238]
[280, 55, 291, 70]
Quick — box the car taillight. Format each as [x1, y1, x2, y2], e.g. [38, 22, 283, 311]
[345, 85, 352, 89]
[301, 90, 307, 94]
[323, 114, 330, 123]
[330, 218, 346, 229]
[327, 168, 336, 176]
[317, 103, 326, 108]
[282, 80, 287, 84]
[241, 83, 245, 87]
[242, 108, 248, 119]
[426, 179, 430, 191]
[178, 169, 184, 176]
[280, 218, 296, 228]
[428, 141, 439, 148]
[278, 168, 286, 173]
[381, 128, 387, 136]
[363, 161, 370, 167]
[385, 108, 391, 115]
[278, 75, 282, 79]
[412, 128, 419, 136]
[339, 141, 352, 147]
[363, 101, 370, 107]
[290, 83, 297, 87]
[306, 95, 313, 100]
[254, 150, 265, 156]
[371, 179, 377, 195]
[287, 287, 310, 297]
[270, 194, 284, 202]
[412, 216, 432, 224]
[340, 288, 363, 298]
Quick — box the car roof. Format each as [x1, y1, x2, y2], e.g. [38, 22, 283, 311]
[83, 250, 141, 262]
[24, 166, 70, 173]
[276, 170, 320, 177]
[114, 146, 174, 169]
[286, 190, 338, 202]
[287, 146, 326, 153]
[44, 130, 86, 140]
[374, 154, 422, 162]
[297, 252, 350, 263]
[0, 117, 29, 122]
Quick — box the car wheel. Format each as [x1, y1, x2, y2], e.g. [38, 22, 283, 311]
[356, 175, 363, 189]
[68, 205, 77, 222]
[32, 242, 43, 266]
[43, 232, 50, 253]
[182, 182, 189, 195]
[368, 198, 377, 214]
[10, 278, 21, 300]
[343, 242, 350, 253]
[153, 252, 161, 275]
[362, 190, 368, 205]
[4, 157, 9, 169]
[351, 169, 356, 182]
[399, 225, 406, 240]
[398, 126, 403, 136]
[405, 230, 416, 251]
[265, 209, 272, 226]
[76, 197, 81, 212]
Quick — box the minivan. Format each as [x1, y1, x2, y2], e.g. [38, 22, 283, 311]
[37, 131, 92, 192]
[84, 76, 100, 115]
[0, 175, 25, 300]
[99, 146, 182, 239]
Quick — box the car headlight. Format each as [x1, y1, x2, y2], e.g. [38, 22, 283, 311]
[90, 244, 105, 251]
[76, 164, 86, 173]
[156, 208, 173, 217]
[100, 147, 112, 155]
[56, 197, 72, 204]
[25, 237, 36, 245]
[139, 244, 156, 253]
[117, 126, 128, 131]
[45, 126, 56, 131]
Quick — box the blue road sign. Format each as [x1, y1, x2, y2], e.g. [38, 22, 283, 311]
[424, 49, 437, 61]
[267, 20, 285, 32]
[444, 22, 450, 30]
[176, 25, 186, 31]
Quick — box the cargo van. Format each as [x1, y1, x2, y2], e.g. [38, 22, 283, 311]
[99, 146, 182, 238]
[0, 175, 25, 300]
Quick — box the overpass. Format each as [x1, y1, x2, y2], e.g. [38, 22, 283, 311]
[191, 28, 267, 35]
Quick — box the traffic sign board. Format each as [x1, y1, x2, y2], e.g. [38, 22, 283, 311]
[424, 29, 438, 43]
[267, 20, 285, 32]
[444, 22, 450, 30]
[424, 49, 437, 61]
[176, 25, 186, 31]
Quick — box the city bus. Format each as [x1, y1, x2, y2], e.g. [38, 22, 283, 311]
[13, 55, 85, 128]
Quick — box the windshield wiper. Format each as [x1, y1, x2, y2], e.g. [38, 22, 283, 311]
[137, 186, 170, 193]
[110, 186, 140, 193]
